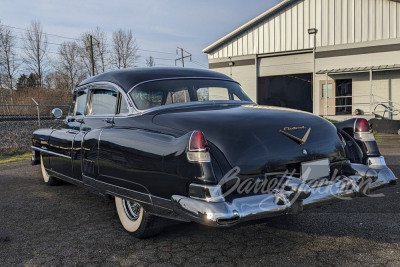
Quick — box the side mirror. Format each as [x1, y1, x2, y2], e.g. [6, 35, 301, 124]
[51, 108, 63, 119]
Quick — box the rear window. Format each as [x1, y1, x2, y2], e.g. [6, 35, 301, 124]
[130, 79, 251, 110]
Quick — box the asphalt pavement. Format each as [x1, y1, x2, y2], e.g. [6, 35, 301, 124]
[0, 139, 399, 266]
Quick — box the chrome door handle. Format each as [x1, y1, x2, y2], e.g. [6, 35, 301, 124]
[103, 118, 114, 124]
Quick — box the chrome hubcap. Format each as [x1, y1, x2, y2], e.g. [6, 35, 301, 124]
[122, 199, 141, 221]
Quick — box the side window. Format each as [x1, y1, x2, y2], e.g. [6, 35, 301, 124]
[119, 96, 130, 114]
[89, 89, 118, 115]
[73, 90, 88, 116]
[165, 89, 190, 105]
[197, 87, 230, 101]
[131, 88, 163, 110]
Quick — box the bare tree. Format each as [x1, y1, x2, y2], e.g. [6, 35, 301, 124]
[0, 22, 20, 90]
[57, 41, 86, 91]
[78, 34, 94, 76]
[23, 21, 48, 87]
[93, 27, 108, 73]
[111, 29, 139, 69]
[146, 56, 155, 67]
[79, 27, 109, 76]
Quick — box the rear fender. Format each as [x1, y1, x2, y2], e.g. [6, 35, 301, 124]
[335, 119, 381, 164]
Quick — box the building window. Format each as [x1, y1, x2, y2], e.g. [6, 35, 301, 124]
[322, 83, 333, 98]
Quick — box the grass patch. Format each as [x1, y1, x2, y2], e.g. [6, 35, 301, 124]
[325, 118, 340, 124]
[0, 152, 31, 164]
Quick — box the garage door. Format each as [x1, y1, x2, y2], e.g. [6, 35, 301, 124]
[258, 52, 313, 77]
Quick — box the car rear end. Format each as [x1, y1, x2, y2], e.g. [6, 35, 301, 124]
[170, 112, 394, 227]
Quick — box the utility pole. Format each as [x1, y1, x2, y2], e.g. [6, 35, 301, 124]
[87, 34, 100, 76]
[175, 47, 192, 67]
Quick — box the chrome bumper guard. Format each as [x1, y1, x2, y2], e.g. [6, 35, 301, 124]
[172, 166, 397, 227]
[367, 157, 397, 190]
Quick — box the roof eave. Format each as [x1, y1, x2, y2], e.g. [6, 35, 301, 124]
[202, 0, 295, 54]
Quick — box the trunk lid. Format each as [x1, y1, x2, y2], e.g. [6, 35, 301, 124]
[153, 104, 345, 175]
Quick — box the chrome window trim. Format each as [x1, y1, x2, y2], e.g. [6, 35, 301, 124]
[75, 81, 138, 114]
[75, 78, 246, 116]
[127, 77, 246, 113]
[134, 100, 254, 115]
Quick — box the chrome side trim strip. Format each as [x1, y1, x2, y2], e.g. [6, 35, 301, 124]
[46, 169, 83, 187]
[31, 146, 71, 159]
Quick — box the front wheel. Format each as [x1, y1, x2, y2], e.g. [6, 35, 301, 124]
[115, 197, 165, 238]
[40, 154, 61, 186]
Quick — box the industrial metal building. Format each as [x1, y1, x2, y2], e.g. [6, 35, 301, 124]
[203, 0, 400, 118]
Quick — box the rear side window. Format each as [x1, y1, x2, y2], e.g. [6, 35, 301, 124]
[119, 96, 130, 114]
[129, 79, 251, 110]
[89, 89, 117, 115]
[131, 88, 163, 110]
[197, 87, 230, 101]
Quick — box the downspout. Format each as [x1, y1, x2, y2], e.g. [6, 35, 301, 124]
[370, 68, 373, 115]
[325, 72, 328, 116]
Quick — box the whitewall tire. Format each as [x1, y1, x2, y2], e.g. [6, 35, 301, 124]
[115, 196, 165, 238]
[40, 154, 61, 186]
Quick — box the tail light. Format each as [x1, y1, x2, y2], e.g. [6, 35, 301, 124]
[354, 118, 371, 133]
[354, 119, 375, 141]
[187, 131, 211, 162]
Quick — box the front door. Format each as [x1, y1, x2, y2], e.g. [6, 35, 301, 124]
[319, 80, 336, 116]
[48, 89, 87, 179]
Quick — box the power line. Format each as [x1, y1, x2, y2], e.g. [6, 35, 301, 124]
[190, 60, 208, 69]
[3, 23, 177, 56]
[2, 23, 209, 69]
[2, 24, 80, 41]
[136, 48, 175, 55]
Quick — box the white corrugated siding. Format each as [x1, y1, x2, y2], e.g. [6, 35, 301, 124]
[208, 0, 400, 59]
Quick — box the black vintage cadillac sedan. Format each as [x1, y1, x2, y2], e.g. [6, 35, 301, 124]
[32, 68, 397, 238]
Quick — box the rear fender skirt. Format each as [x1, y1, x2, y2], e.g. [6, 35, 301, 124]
[82, 174, 189, 222]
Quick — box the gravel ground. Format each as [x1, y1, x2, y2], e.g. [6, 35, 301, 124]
[0, 138, 399, 266]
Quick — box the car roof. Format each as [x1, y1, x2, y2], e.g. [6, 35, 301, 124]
[77, 67, 235, 92]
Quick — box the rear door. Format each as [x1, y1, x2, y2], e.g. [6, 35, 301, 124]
[81, 87, 118, 179]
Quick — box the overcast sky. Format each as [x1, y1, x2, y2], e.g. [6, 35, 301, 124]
[0, 0, 281, 69]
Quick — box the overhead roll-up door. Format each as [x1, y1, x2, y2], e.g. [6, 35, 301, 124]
[258, 52, 313, 77]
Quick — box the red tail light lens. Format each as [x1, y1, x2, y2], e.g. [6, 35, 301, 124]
[189, 131, 208, 151]
[355, 119, 371, 133]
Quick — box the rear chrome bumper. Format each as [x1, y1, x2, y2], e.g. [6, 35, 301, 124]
[171, 167, 397, 227]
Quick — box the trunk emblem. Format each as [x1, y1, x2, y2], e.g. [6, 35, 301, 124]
[303, 149, 308, 155]
[280, 128, 311, 145]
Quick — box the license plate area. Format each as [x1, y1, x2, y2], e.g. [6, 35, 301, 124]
[301, 159, 330, 181]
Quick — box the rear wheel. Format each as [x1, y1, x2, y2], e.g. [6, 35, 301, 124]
[40, 154, 61, 186]
[115, 197, 165, 238]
